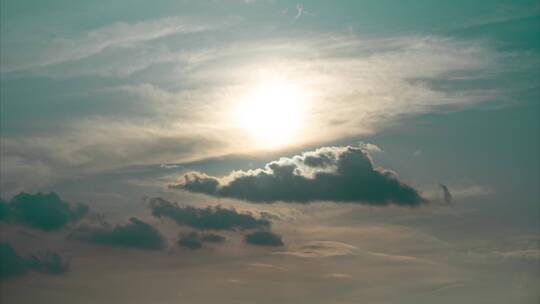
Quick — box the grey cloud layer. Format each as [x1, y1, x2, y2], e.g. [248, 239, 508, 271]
[171, 146, 425, 205]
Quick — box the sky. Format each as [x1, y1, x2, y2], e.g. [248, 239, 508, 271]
[0, 0, 539, 303]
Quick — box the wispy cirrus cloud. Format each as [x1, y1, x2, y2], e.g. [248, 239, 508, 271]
[1, 16, 232, 73]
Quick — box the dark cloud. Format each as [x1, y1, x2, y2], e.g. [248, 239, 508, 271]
[0, 243, 69, 278]
[0, 243, 27, 278]
[0, 198, 9, 221]
[4, 192, 89, 230]
[439, 184, 452, 204]
[171, 146, 425, 205]
[149, 197, 270, 230]
[71, 217, 165, 250]
[245, 231, 284, 247]
[177, 232, 203, 249]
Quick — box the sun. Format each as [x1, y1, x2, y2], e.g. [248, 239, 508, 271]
[234, 79, 307, 148]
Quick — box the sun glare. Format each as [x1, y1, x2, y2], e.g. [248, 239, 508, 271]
[234, 80, 307, 148]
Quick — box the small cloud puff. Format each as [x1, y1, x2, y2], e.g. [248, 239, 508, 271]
[245, 231, 284, 247]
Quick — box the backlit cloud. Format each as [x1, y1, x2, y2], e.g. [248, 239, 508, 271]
[171, 146, 425, 205]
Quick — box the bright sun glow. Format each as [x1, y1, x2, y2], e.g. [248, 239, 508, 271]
[234, 80, 307, 148]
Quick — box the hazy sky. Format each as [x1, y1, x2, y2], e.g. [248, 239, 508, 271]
[1, 1, 539, 303]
